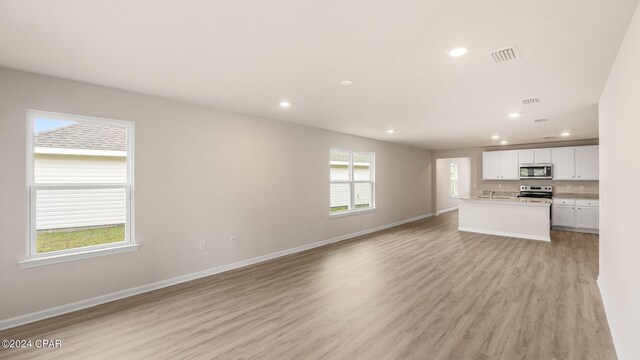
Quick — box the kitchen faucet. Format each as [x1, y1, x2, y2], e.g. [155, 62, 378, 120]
[481, 190, 496, 199]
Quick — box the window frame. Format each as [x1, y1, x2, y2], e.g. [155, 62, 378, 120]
[329, 148, 375, 217]
[450, 162, 459, 198]
[22, 110, 137, 266]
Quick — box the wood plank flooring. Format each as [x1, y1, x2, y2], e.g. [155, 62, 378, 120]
[0, 211, 616, 359]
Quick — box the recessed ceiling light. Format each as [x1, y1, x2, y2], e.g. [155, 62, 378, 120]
[500, 140, 508, 145]
[447, 47, 468, 57]
[279, 101, 291, 108]
[387, 129, 395, 134]
[340, 80, 353, 86]
[561, 132, 570, 137]
[491, 135, 500, 140]
[508, 113, 520, 118]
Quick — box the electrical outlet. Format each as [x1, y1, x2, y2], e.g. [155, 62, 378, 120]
[579, 185, 585, 190]
[199, 240, 206, 250]
[498, 184, 502, 188]
[566, 185, 571, 189]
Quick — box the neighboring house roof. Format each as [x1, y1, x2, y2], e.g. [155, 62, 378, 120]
[35, 123, 127, 152]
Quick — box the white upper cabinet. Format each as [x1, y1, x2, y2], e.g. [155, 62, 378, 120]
[575, 145, 599, 180]
[552, 147, 576, 180]
[485, 145, 598, 181]
[534, 148, 552, 164]
[500, 150, 519, 180]
[482, 151, 502, 180]
[518, 149, 534, 164]
[519, 148, 552, 164]
[483, 150, 519, 180]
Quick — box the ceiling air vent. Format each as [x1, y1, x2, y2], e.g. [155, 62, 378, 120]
[533, 118, 549, 123]
[521, 97, 540, 105]
[490, 47, 519, 63]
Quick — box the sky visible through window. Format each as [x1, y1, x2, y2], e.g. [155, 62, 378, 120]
[34, 118, 74, 134]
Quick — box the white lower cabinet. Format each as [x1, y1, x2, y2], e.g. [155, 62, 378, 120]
[575, 200, 599, 230]
[552, 199, 599, 232]
[552, 205, 575, 227]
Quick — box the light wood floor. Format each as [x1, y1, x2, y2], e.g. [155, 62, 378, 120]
[0, 211, 616, 360]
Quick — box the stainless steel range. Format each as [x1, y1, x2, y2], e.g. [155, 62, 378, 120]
[517, 186, 553, 203]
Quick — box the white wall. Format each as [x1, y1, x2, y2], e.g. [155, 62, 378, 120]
[599, 2, 640, 359]
[0, 68, 432, 322]
[435, 157, 470, 213]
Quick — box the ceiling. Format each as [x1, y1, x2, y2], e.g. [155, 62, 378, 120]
[0, 0, 638, 150]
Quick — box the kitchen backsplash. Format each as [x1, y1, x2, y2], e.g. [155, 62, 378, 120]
[478, 190, 599, 199]
[475, 180, 599, 197]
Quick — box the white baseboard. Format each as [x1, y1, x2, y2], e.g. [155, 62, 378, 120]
[458, 227, 551, 242]
[597, 278, 621, 359]
[436, 207, 458, 215]
[551, 226, 599, 234]
[0, 212, 433, 331]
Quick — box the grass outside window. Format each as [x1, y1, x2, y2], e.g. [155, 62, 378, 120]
[330, 204, 371, 213]
[36, 224, 125, 253]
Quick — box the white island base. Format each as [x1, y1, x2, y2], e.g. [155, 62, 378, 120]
[458, 198, 551, 242]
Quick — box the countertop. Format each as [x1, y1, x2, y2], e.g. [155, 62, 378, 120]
[475, 191, 598, 200]
[553, 193, 599, 199]
[459, 196, 551, 207]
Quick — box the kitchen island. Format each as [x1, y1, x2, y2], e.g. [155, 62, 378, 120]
[458, 197, 551, 241]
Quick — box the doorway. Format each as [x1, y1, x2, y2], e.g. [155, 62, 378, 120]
[436, 157, 471, 215]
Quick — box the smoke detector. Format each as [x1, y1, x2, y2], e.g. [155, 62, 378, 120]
[490, 46, 519, 63]
[533, 118, 549, 123]
[521, 97, 541, 105]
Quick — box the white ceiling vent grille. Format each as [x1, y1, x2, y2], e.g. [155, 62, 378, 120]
[533, 118, 549, 123]
[521, 97, 540, 105]
[490, 47, 518, 63]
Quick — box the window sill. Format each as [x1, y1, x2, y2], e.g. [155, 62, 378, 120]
[329, 207, 377, 218]
[18, 244, 140, 269]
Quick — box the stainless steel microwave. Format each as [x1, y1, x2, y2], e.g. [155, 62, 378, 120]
[519, 164, 553, 179]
